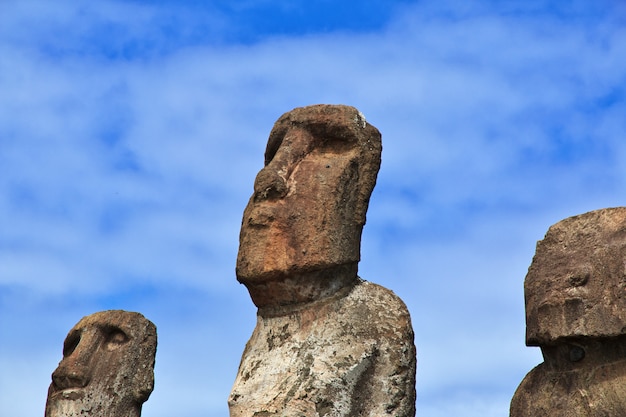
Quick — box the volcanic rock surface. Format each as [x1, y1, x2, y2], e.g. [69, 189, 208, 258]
[229, 104, 416, 417]
[511, 207, 626, 416]
[45, 310, 157, 417]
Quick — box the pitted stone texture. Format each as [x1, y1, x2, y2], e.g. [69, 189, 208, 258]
[229, 281, 416, 417]
[525, 207, 626, 345]
[511, 208, 626, 416]
[236, 104, 382, 308]
[45, 310, 157, 417]
[511, 336, 626, 416]
[231, 105, 416, 416]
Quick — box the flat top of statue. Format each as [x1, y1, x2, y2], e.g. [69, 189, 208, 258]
[525, 207, 626, 345]
[236, 104, 382, 310]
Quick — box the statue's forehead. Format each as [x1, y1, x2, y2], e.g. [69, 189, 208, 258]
[524, 208, 626, 299]
[70, 311, 146, 336]
[264, 105, 376, 166]
[265, 124, 359, 167]
[536, 208, 626, 256]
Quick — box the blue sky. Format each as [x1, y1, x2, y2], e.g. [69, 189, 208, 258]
[1, 0, 626, 416]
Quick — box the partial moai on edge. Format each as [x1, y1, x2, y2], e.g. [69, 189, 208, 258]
[45, 310, 157, 417]
[229, 104, 416, 417]
[511, 207, 626, 416]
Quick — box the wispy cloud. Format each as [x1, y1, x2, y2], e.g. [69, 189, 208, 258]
[1, 1, 626, 416]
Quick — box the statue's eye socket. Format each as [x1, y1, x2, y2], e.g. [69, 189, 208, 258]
[104, 327, 129, 350]
[63, 332, 81, 357]
[568, 345, 585, 362]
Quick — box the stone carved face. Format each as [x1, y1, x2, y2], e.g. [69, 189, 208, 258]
[236, 105, 382, 308]
[45, 310, 157, 417]
[525, 207, 626, 346]
[511, 208, 626, 416]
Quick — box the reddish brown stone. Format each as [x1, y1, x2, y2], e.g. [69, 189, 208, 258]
[45, 310, 157, 417]
[230, 105, 416, 417]
[525, 207, 626, 344]
[236, 104, 382, 309]
[511, 208, 626, 416]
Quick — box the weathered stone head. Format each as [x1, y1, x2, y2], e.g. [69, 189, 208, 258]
[45, 310, 157, 417]
[511, 207, 626, 416]
[230, 105, 416, 417]
[525, 207, 626, 346]
[236, 104, 382, 308]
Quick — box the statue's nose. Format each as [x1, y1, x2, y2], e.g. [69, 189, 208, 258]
[51, 330, 101, 390]
[52, 365, 90, 390]
[253, 167, 288, 201]
[253, 128, 312, 202]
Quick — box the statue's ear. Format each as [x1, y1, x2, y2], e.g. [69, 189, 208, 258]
[132, 323, 157, 402]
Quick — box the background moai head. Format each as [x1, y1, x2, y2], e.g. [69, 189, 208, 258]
[525, 207, 626, 346]
[236, 104, 382, 308]
[45, 310, 157, 417]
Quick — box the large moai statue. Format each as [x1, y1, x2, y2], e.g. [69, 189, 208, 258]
[228, 104, 416, 417]
[45, 310, 157, 417]
[511, 207, 626, 416]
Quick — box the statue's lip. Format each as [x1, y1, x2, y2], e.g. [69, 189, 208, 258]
[246, 203, 279, 227]
[50, 388, 85, 400]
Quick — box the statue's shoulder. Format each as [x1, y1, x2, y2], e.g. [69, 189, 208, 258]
[350, 279, 411, 309]
[339, 280, 413, 333]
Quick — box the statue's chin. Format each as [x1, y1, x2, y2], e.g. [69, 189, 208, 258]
[237, 263, 359, 310]
[46, 399, 140, 417]
[46, 386, 140, 417]
[47, 394, 104, 417]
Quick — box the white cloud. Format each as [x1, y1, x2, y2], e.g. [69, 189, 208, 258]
[1, 0, 626, 416]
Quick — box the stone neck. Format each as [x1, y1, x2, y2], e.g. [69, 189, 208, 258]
[540, 335, 626, 372]
[241, 263, 359, 316]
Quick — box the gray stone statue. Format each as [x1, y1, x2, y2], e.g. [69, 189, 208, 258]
[45, 310, 157, 417]
[511, 207, 626, 416]
[229, 104, 416, 417]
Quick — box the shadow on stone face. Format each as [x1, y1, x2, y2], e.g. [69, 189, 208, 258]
[230, 104, 416, 417]
[511, 207, 626, 416]
[45, 310, 157, 417]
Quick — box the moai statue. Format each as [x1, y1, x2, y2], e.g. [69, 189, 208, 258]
[45, 310, 157, 417]
[229, 104, 416, 417]
[511, 207, 626, 416]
